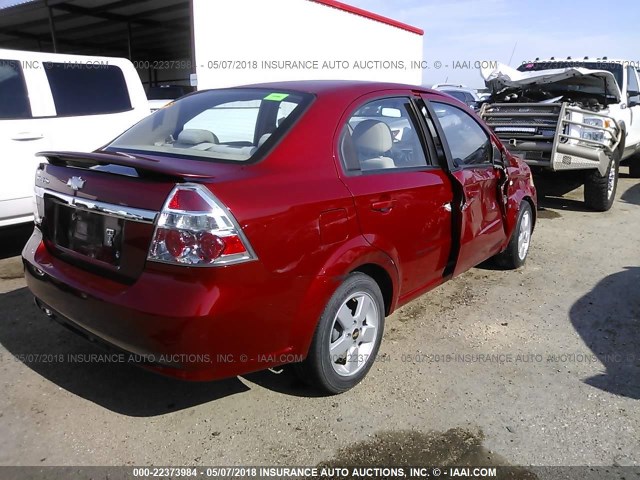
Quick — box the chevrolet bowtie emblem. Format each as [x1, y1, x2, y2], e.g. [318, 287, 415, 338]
[67, 176, 85, 191]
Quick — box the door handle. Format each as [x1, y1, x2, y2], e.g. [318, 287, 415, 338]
[371, 200, 395, 212]
[11, 132, 44, 141]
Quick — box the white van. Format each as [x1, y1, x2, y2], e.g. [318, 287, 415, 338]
[0, 49, 149, 227]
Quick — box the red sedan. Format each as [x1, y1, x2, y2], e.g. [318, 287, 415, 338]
[23, 81, 536, 393]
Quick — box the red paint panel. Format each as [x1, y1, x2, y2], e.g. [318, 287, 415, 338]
[342, 169, 454, 297]
[319, 209, 350, 245]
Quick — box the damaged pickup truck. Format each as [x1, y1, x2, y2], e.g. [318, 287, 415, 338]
[480, 60, 640, 211]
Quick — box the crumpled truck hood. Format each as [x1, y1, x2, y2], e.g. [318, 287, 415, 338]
[481, 62, 621, 102]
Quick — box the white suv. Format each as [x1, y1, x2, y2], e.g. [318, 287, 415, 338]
[0, 49, 149, 227]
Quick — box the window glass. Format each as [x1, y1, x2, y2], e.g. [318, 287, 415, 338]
[184, 100, 261, 144]
[432, 102, 491, 166]
[340, 97, 428, 172]
[44, 62, 131, 116]
[107, 89, 312, 162]
[278, 100, 298, 125]
[0, 60, 31, 119]
[627, 66, 639, 97]
[443, 90, 466, 102]
[420, 105, 447, 165]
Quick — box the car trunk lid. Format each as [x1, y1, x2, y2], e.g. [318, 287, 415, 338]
[35, 150, 234, 283]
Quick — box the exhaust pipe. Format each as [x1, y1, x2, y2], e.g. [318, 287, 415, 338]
[34, 297, 54, 318]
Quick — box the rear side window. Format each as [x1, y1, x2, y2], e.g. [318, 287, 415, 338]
[340, 97, 429, 172]
[43, 62, 132, 116]
[431, 102, 491, 166]
[0, 60, 31, 119]
[107, 89, 313, 162]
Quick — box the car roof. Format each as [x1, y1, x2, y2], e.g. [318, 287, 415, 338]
[226, 80, 441, 97]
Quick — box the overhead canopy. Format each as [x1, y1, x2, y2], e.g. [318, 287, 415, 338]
[0, 0, 192, 69]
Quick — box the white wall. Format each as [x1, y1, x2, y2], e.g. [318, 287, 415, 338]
[192, 0, 423, 89]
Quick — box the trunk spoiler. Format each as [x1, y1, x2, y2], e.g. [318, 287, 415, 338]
[37, 151, 217, 180]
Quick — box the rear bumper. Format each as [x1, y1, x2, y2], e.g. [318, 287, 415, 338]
[22, 228, 315, 381]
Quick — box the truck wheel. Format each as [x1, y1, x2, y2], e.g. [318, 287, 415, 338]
[494, 201, 533, 270]
[584, 152, 619, 211]
[296, 272, 385, 394]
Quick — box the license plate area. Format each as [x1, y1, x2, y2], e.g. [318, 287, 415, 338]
[54, 203, 123, 266]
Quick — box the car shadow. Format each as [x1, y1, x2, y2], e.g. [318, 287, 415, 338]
[0, 223, 34, 260]
[569, 267, 640, 399]
[537, 195, 593, 213]
[620, 182, 640, 206]
[243, 368, 327, 398]
[0, 287, 251, 416]
[473, 260, 502, 271]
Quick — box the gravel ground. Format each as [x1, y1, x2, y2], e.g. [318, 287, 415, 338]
[0, 171, 638, 475]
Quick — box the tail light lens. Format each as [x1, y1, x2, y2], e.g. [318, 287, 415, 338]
[34, 167, 45, 225]
[148, 183, 256, 266]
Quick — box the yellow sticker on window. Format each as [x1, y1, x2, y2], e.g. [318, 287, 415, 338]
[264, 93, 289, 101]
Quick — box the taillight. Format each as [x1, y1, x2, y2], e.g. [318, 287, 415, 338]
[34, 167, 45, 225]
[148, 183, 256, 266]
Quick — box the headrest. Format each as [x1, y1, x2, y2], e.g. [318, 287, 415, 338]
[352, 120, 393, 155]
[177, 129, 219, 145]
[258, 133, 272, 147]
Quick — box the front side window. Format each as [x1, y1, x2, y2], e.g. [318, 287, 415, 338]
[44, 62, 131, 116]
[431, 102, 491, 166]
[0, 59, 31, 119]
[340, 97, 428, 172]
[107, 89, 312, 162]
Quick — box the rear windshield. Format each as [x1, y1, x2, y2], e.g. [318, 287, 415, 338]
[106, 88, 313, 162]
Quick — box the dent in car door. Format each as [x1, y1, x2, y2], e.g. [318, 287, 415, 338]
[421, 97, 508, 276]
[337, 95, 454, 298]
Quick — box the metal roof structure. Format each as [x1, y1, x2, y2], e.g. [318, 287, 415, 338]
[0, 0, 423, 88]
[0, 0, 422, 57]
[0, 0, 192, 60]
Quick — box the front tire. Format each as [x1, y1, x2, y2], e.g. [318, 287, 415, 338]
[494, 201, 533, 270]
[296, 272, 385, 394]
[584, 151, 619, 211]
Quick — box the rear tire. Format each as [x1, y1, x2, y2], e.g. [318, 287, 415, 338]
[494, 202, 533, 270]
[584, 151, 619, 211]
[296, 272, 385, 394]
